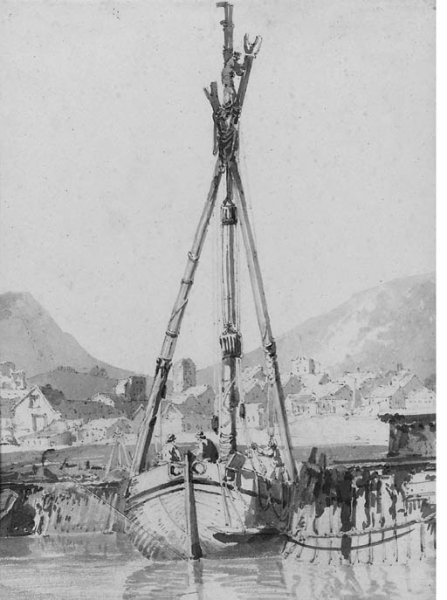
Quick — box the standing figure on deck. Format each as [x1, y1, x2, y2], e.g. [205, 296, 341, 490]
[246, 442, 268, 476]
[162, 434, 182, 463]
[258, 437, 285, 481]
[195, 432, 219, 463]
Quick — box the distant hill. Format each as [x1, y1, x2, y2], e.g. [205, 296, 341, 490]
[1, 272, 435, 391]
[28, 367, 118, 402]
[198, 272, 435, 384]
[0, 292, 133, 379]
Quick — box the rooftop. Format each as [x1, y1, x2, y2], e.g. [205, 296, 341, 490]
[0, 397, 20, 420]
[169, 384, 211, 404]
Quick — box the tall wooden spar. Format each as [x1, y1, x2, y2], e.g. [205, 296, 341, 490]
[131, 2, 297, 482]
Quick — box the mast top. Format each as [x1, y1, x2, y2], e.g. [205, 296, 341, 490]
[217, 2, 234, 60]
[204, 3, 262, 165]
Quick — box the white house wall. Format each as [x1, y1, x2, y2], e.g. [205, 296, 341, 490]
[14, 391, 59, 437]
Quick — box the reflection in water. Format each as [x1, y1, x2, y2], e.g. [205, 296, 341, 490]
[0, 534, 435, 600]
[123, 555, 435, 600]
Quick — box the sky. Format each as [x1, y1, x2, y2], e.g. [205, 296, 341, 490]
[0, 0, 435, 374]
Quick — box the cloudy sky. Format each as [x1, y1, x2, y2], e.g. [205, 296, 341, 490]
[0, 0, 435, 373]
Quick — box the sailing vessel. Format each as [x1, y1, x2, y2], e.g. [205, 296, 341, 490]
[124, 3, 437, 564]
[125, 3, 298, 560]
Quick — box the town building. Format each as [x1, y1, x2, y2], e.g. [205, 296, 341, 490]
[13, 385, 65, 438]
[0, 361, 27, 394]
[76, 417, 134, 445]
[1, 363, 30, 444]
[359, 374, 390, 401]
[403, 387, 436, 415]
[0, 397, 18, 444]
[239, 371, 268, 429]
[115, 376, 147, 402]
[283, 375, 303, 397]
[367, 371, 425, 414]
[282, 372, 358, 416]
[338, 370, 376, 390]
[91, 392, 118, 407]
[284, 372, 330, 398]
[0, 361, 15, 377]
[173, 358, 197, 393]
[166, 384, 215, 433]
[316, 383, 354, 415]
[130, 404, 146, 434]
[241, 365, 266, 386]
[285, 392, 317, 416]
[291, 356, 318, 376]
[18, 419, 76, 449]
[242, 380, 268, 407]
[159, 402, 184, 436]
[243, 402, 266, 429]
[12, 384, 125, 441]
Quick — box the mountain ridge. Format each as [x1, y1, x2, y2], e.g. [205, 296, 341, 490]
[0, 291, 134, 379]
[197, 272, 435, 385]
[0, 272, 435, 385]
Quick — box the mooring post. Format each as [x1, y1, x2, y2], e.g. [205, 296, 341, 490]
[184, 451, 203, 560]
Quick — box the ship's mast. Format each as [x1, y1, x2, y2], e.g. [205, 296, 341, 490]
[215, 2, 242, 458]
[131, 161, 223, 474]
[132, 2, 297, 481]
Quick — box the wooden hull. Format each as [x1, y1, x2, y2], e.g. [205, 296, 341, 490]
[283, 467, 436, 564]
[125, 462, 292, 560]
[283, 516, 435, 564]
[125, 457, 436, 563]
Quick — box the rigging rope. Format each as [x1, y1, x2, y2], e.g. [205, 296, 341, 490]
[226, 480, 247, 532]
[156, 402, 163, 454]
[239, 127, 258, 247]
[239, 132, 279, 447]
[212, 193, 221, 423]
[267, 377, 272, 436]
[235, 208, 241, 332]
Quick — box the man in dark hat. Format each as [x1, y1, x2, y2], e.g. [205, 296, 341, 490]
[162, 434, 182, 463]
[195, 431, 219, 463]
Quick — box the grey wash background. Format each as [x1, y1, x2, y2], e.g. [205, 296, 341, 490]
[0, 0, 435, 374]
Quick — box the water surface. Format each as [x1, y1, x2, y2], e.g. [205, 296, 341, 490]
[0, 534, 435, 600]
